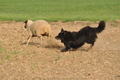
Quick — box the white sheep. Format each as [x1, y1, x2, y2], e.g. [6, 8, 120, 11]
[23, 20, 52, 45]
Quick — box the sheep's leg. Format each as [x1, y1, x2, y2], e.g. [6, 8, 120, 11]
[26, 36, 32, 45]
[40, 36, 42, 45]
[38, 35, 42, 45]
[49, 32, 53, 37]
[21, 36, 30, 44]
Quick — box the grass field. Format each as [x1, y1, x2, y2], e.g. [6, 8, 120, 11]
[0, 0, 120, 21]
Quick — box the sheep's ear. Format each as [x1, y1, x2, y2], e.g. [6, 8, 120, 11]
[61, 28, 64, 32]
[24, 20, 28, 23]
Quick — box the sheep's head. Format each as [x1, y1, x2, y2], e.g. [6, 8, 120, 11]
[24, 20, 33, 29]
[24, 20, 28, 28]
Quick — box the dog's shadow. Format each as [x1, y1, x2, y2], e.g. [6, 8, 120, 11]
[68, 47, 87, 52]
[45, 46, 87, 52]
[20, 41, 87, 52]
[45, 45, 63, 51]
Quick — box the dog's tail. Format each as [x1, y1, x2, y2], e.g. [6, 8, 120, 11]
[95, 21, 105, 33]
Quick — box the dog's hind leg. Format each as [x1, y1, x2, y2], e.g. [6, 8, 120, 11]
[86, 44, 93, 51]
[85, 38, 97, 51]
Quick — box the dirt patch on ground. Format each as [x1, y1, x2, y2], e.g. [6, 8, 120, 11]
[0, 21, 120, 80]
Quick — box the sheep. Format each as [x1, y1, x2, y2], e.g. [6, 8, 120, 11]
[23, 20, 52, 45]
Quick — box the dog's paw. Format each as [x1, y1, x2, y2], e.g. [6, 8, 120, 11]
[61, 50, 66, 52]
[61, 49, 68, 52]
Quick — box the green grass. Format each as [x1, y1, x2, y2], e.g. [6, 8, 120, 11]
[0, 47, 4, 53]
[0, 0, 120, 21]
[10, 51, 19, 55]
[0, 42, 4, 53]
[0, 61, 2, 65]
[6, 55, 10, 60]
[55, 55, 61, 61]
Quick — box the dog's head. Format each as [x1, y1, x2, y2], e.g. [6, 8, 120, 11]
[55, 28, 67, 40]
[24, 20, 33, 29]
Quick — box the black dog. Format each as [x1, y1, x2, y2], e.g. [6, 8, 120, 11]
[55, 21, 105, 52]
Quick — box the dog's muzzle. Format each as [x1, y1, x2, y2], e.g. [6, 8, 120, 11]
[55, 36, 61, 40]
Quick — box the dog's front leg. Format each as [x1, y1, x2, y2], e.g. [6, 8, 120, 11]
[61, 44, 71, 52]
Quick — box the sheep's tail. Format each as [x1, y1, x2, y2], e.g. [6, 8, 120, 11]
[95, 21, 105, 33]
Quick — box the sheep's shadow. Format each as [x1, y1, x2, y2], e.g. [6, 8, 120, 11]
[20, 42, 41, 46]
[20, 41, 62, 50]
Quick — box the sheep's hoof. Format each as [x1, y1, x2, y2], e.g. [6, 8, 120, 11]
[20, 40, 26, 44]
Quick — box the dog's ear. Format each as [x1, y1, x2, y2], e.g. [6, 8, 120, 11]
[24, 20, 28, 23]
[61, 28, 64, 32]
